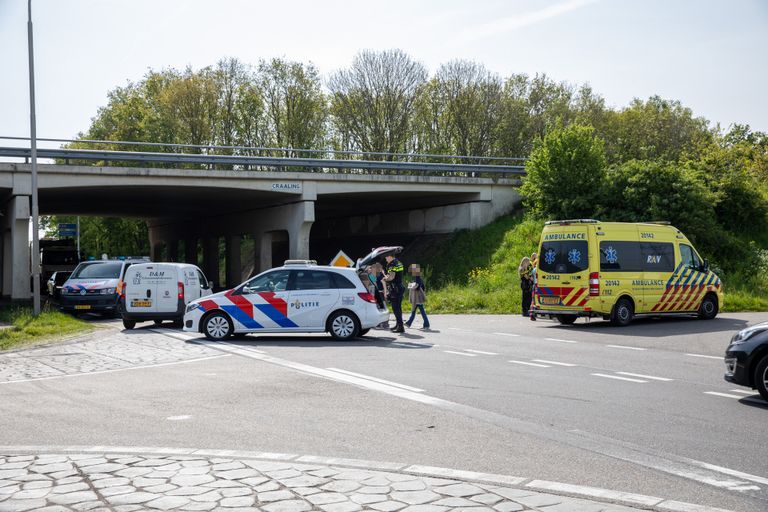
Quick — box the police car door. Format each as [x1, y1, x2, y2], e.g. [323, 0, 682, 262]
[237, 270, 292, 331]
[288, 270, 340, 328]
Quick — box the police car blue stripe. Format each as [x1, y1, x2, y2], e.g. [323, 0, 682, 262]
[254, 304, 298, 328]
[221, 305, 263, 329]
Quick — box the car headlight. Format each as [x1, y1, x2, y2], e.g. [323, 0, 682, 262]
[731, 323, 768, 345]
[186, 303, 201, 314]
[99, 288, 116, 295]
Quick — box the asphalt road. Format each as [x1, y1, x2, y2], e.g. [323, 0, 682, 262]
[1, 313, 765, 512]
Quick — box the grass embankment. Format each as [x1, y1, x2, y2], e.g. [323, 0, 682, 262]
[0, 306, 92, 351]
[414, 215, 767, 314]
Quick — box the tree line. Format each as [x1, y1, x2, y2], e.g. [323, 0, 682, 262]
[53, 49, 767, 275]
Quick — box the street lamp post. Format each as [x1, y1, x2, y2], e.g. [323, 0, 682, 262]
[28, 0, 41, 315]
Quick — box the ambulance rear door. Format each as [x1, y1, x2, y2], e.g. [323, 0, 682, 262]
[537, 224, 592, 309]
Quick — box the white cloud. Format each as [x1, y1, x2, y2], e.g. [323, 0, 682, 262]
[459, 0, 600, 43]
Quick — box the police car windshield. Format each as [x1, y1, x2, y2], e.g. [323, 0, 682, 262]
[539, 241, 589, 274]
[71, 262, 122, 279]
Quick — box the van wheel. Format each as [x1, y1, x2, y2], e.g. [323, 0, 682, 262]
[611, 298, 634, 326]
[698, 294, 718, 320]
[755, 356, 768, 402]
[122, 319, 136, 330]
[556, 315, 577, 325]
[203, 312, 233, 340]
[328, 311, 359, 341]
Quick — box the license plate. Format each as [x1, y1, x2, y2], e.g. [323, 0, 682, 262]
[131, 300, 152, 307]
[540, 297, 561, 305]
[74, 305, 91, 310]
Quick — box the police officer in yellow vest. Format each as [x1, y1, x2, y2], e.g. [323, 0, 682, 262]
[384, 254, 405, 333]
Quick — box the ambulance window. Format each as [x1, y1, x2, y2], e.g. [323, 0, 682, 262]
[641, 242, 674, 272]
[293, 270, 333, 290]
[242, 270, 290, 293]
[600, 241, 644, 272]
[539, 241, 589, 274]
[679, 244, 701, 269]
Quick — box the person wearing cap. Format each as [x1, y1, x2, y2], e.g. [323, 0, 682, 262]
[383, 254, 405, 333]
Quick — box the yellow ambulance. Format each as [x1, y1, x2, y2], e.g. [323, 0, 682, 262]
[531, 219, 723, 326]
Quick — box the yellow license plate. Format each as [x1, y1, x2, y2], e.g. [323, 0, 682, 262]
[131, 300, 152, 307]
[541, 297, 561, 305]
[74, 305, 91, 310]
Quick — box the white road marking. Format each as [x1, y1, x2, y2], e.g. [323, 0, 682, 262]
[591, 373, 647, 383]
[444, 350, 477, 357]
[493, 332, 520, 337]
[0, 355, 230, 385]
[447, 327, 472, 332]
[166, 415, 191, 421]
[545, 337, 578, 343]
[464, 349, 499, 355]
[509, 360, 551, 368]
[606, 345, 646, 351]
[327, 368, 424, 393]
[693, 461, 768, 486]
[531, 359, 577, 367]
[686, 353, 722, 360]
[704, 391, 744, 399]
[616, 372, 673, 382]
[730, 389, 755, 395]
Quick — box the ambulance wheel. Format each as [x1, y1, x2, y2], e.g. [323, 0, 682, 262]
[328, 311, 360, 341]
[556, 315, 577, 325]
[203, 312, 233, 340]
[122, 319, 136, 330]
[611, 298, 634, 327]
[358, 328, 370, 337]
[698, 294, 718, 320]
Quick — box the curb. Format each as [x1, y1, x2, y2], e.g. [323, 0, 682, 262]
[0, 445, 733, 512]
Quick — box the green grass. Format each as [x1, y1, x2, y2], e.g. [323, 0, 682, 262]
[0, 306, 93, 351]
[417, 214, 767, 314]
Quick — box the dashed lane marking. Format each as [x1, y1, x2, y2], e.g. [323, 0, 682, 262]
[531, 359, 577, 367]
[606, 345, 646, 351]
[686, 353, 722, 360]
[545, 337, 578, 343]
[327, 368, 424, 393]
[509, 360, 551, 368]
[591, 373, 647, 383]
[464, 349, 499, 355]
[616, 372, 673, 382]
[493, 332, 520, 337]
[704, 391, 744, 399]
[444, 350, 477, 357]
[730, 389, 754, 395]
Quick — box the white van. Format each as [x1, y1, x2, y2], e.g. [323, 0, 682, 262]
[121, 263, 213, 330]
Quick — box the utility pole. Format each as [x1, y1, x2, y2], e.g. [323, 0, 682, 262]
[28, 0, 41, 315]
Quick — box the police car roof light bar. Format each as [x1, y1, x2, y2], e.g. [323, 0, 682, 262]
[284, 260, 317, 266]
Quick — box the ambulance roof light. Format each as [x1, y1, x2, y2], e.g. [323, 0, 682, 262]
[545, 219, 599, 226]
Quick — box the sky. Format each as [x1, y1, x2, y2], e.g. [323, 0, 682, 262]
[0, 0, 767, 151]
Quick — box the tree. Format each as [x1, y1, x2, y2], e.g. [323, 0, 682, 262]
[521, 124, 607, 220]
[258, 58, 328, 156]
[329, 49, 428, 158]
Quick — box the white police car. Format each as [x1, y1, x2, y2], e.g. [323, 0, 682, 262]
[183, 258, 394, 341]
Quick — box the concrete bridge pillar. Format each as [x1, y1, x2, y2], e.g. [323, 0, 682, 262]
[168, 240, 179, 262]
[185, 238, 197, 265]
[287, 201, 314, 260]
[225, 235, 242, 288]
[202, 237, 219, 288]
[2, 196, 31, 300]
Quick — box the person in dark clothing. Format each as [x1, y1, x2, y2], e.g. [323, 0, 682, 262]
[383, 254, 405, 333]
[519, 256, 533, 317]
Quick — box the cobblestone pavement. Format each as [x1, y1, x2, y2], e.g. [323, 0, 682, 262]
[0, 329, 222, 384]
[0, 450, 729, 512]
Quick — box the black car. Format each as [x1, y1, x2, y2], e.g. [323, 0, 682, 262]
[46, 270, 72, 301]
[724, 321, 768, 401]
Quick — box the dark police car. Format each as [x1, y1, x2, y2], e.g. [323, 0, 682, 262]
[724, 321, 768, 401]
[59, 258, 149, 316]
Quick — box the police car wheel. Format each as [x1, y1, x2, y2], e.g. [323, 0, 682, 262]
[610, 298, 633, 327]
[755, 356, 768, 402]
[204, 313, 233, 340]
[328, 311, 359, 341]
[359, 328, 370, 337]
[697, 294, 718, 320]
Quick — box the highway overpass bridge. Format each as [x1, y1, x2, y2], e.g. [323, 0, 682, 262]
[0, 146, 523, 300]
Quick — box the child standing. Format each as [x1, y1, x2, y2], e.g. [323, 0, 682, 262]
[405, 264, 430, 330]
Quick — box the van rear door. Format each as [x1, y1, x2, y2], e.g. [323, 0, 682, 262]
[152, 264, 180, 313]
[537, 226, 591, 308]
[125, 265, 156, 313]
